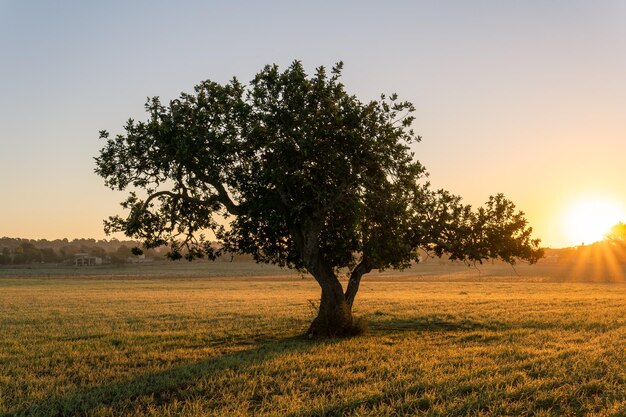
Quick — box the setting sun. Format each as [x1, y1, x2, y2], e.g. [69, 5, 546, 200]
[563, 198, 624, 246]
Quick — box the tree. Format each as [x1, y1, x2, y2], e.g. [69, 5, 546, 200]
[14, 242, 42, 264]
[603, 222, 626, 263]
[607, 222, 626, 243]
[95, 61, 542, 337]
[0, 247, 12, 265]
[110, 245, 133, 264]
[39, 247, 59, 263]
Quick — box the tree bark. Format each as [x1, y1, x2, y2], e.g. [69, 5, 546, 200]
[307, 281, 353, 337]
[306, 257, 355, 337]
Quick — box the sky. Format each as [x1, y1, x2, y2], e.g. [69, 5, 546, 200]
[1, 1, 625, 248]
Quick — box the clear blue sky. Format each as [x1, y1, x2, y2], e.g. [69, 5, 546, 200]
[2, 1, 626, 247]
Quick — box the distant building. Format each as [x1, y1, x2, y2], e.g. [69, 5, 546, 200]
[74, 253, 103, 266]
[126, 253, 152, 264]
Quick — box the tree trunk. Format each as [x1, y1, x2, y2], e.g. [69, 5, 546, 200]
[291, 222, 361, 337]
[307, 279, 354, 337]
[305, 258, 375, 337]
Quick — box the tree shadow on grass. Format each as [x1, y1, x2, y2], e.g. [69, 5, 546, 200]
[284, 316, 583, 417]
[368, 313, 505, 333]
[11, 335, 332, 417]
[367, 312, 613, 334]
[7, 315, 498, 417]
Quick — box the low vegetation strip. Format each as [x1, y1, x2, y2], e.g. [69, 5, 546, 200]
[2, 272, 626, 416]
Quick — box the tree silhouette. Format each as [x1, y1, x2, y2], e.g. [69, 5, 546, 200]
[607, 222, 626, 242]
[95, 61, 542, 336]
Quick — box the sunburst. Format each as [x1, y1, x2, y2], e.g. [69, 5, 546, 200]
[563, 197, 624, 246]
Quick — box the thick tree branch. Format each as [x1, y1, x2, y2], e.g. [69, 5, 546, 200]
[212, 181, 243, 215]
[138, 190, 220, 214]
[345, 258, 373, 308]
[194, 172, 243, 215]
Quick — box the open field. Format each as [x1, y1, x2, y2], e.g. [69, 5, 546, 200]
[2, 263, 626, 416]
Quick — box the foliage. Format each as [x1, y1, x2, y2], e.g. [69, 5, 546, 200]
[0, 242, 57, 264]
[412, 191, 542, 265]
[607, 222, 626, 242]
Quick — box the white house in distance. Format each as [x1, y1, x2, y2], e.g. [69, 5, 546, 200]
[126, 253, 151, 264]
[74, 253, 103, 266]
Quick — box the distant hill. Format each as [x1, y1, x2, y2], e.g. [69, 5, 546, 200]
[0, 237, 159, 265]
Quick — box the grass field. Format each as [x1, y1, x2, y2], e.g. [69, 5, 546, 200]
[2, 262, 626, 416]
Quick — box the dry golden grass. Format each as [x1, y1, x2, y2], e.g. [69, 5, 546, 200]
[2, 262, 626, 416]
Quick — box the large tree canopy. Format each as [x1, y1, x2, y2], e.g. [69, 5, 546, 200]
[96, 61, 542, 336]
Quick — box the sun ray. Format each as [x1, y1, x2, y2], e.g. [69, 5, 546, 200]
[602, 242, 626, 282]
[566, 243, 592, 282]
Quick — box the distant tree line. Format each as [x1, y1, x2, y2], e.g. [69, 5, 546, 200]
[0, 237, 167, 265]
